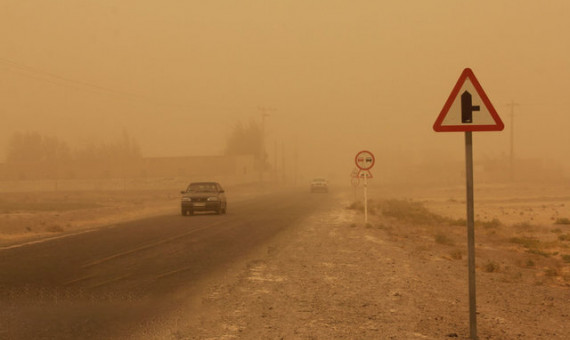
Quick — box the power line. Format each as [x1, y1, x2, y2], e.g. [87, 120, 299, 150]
[0, 57, 146, 99]
[0, 56, 237, 112]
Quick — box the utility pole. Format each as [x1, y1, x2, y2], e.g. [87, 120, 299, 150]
[506, 100, 519, 181]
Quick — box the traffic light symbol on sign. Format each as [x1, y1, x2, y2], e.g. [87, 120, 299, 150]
[461, 91, 480, 124]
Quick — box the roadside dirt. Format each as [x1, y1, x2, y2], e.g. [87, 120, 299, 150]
[148, 189, 569, 340]
[2, 183, 569, 339]
[0, 185, 264, 248]
[0, 190, 178, 248]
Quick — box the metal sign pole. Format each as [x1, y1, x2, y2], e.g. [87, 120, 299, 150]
[364, 174, 368, 224]
[355, 151, 374, 225]
[434, 69, 503, 340]
[465, 131, 477, 339]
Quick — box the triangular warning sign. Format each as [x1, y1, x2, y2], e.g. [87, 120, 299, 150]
[358, 169, 373, 178]
[433, 68, 504, 132]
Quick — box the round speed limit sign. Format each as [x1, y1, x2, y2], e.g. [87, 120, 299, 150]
[355, 150, 375, 170]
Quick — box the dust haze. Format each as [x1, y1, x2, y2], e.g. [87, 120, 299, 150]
[1, 1, 569, 185]
[2, 2, 570, 339]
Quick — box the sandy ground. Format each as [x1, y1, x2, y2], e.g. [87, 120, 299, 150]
[2, 181, 569, 339]
[0, 190, 179, 248]
[142, 183, 570, 339]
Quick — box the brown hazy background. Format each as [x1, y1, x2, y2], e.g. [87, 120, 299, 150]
[1, 1, 569, 182]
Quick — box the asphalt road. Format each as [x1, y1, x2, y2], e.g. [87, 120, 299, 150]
[0, 189, 330, 339]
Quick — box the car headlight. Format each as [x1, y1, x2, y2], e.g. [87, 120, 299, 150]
[181, 197, 192, 202]
[207, 196, 219, 201]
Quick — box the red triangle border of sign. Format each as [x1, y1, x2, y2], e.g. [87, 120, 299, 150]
[433, 68, 504, 132]
[358, 169, 373, 178]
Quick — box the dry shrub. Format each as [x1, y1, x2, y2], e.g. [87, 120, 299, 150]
[483, 261, 500, 273]
[45, 225, 64, 233]
[513, 222, 536, 232]
[435, 233, 454, 246]
[544, 268, 560, 277]
[555, 217, 570, 225]
[509, 237, 541, 249]
[449, 218, 466, 226]
[346, 201, 364, 212]
[382, 199, 449, 225]
[450, 249, 462, 260]
[505, 271, 523, 283]
[346, 200, 378, 215]
[527, 249, 551, 257]
[478, 218, 502, 229]
[378, 199, 471, 227]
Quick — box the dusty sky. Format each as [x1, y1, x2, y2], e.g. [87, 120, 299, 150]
[1, 1, 569, 178]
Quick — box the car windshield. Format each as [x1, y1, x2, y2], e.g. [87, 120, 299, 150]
[188, 183, 217, 192]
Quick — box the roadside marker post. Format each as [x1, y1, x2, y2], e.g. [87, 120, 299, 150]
[364, 173, 368, 223]
[434, 68, 504, 340]
[355, 151, 375, 225]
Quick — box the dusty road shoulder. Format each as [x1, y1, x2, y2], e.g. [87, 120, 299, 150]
[166, 196, 463, 339]
[149, 193, 569, 339]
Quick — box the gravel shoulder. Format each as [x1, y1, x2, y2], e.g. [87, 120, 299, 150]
[156, 191, 569, 340]
[2, 183, 569, 339]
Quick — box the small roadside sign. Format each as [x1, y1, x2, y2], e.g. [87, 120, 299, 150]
[354, 150, 374, 225]
[433, 68, 504, 132]
[358, 169, 373, 178]
[355, 150, 375, 170]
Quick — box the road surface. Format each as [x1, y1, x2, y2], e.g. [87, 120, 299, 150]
[0, 189, 329, 339]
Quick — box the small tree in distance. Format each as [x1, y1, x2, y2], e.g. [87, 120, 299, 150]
[6, 132, 71, 164]
[224, 120, 270, 175]
[224, 120, 266, 160]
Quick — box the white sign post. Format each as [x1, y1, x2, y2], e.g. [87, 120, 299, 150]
[433, 68, 504, 340]
[355, 151, 375, 224]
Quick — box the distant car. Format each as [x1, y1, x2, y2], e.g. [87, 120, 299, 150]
[181, 182, 227, 216]
[310, 178, 329, 193]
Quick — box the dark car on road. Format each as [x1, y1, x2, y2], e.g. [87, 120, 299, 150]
[181, 182, 227, 216]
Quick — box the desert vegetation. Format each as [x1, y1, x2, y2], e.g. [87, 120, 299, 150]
[347, 196, 570, 286]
